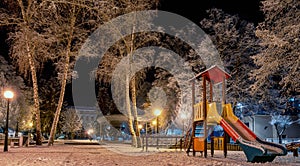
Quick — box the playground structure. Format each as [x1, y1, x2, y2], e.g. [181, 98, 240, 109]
[185, 65, 287, 162]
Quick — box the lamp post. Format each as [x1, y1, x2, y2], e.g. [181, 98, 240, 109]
[138, 124, 143, 135]
[151, 120, 157, 134]
[28, 122, 33, 146]
[153, 109, 162, 149]
[153, 109, 162, 134]
[3, 90, 14, 152]
[88, 129, 94, 141]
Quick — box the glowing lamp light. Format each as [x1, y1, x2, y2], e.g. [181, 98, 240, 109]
[152, 120, 157, 125]
[87, 129, 94, 135]
[154, 109, 162, 117]
[138, 124, 143, 129]
[4, 90, 14, 99]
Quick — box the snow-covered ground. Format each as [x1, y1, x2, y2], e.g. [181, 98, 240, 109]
[0, 141, 299, 166]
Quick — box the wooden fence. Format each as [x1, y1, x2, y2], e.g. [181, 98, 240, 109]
[141, 135, 183, 152]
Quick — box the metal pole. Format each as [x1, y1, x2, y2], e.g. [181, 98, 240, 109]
[191, 81, 195, 156]
[222, 76, 227, 158]
[145, 122, 148, 136]
[156, 116, 159, 134]
[4, 99, 10, 152]
[145, 122, 148, 151]
[100, 122, 102, 142]
[156, 116, 159, 149]
[203, 76, 207, 158]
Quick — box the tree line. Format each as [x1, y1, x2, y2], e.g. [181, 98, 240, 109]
[0, 0, 299, 147]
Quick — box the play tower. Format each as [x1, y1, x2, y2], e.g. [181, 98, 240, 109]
[185, 65, 287, 162]
[186, 65, 230, 157]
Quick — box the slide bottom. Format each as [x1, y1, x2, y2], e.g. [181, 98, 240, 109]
[237, 140, 276, 162]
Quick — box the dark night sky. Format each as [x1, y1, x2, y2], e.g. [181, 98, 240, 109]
[158, 0, 264, 25]
[0, 0, 265, 107]
[61, 0, 266, 107]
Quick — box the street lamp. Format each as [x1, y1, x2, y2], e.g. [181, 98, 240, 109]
[153, 109, 162, 149]
[3, 90, 14, 152]
[138, 124, 143, 135]
[153, 109, 162, 134]
[87, 129, 94, 135]
[88, 129, 94, 141]
[151, 120, 157, 134]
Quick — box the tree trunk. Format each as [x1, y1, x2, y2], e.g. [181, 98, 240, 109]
[128, 14, 142, 147]
[25, 30, 43, 145]
[278, 126, 287, 144]
[131, 76, 141, 147]
[123, 12, 141, 147]
[275, 124, 286, 144]
[126, 71, 137, 146]
[17, 0, 43, 146]
[48, 5, 76, 146]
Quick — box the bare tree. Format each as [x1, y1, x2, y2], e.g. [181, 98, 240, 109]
[61, 108, 82, 139]
[94, 1, 158, 147]
[270, 114, 293, 144]
[251, 0, 300, 112]
[200, 8, 261, 111]
[0, 0, 56, 145]
[47, 0, 158, 147]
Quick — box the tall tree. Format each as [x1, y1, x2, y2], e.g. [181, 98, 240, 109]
[0, 0, 55, 145]
[48, 0, 158, 146]
[250, 0, 300, 113]
[47, 0, 78, 146]
[95, 1, 158, 147]
[200, 8, 261, 114]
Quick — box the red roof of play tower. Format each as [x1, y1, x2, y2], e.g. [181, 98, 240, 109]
[189, 65, 231, 84]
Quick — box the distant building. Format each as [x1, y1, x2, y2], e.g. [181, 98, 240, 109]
[69, 106, 128, 132]
[71, 106, 98, 130]
[243, 115, 300, 141]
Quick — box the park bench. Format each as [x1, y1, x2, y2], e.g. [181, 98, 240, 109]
[286, 141, 300, 157]
[0, 136, 29, 147]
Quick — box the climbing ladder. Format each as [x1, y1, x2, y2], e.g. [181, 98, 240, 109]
[195, 122, 205, 137]
[184, 101, 208, 156]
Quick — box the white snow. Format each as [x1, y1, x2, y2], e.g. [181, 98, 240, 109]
[0, 141, 299, 166]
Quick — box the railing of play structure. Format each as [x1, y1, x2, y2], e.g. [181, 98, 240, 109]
[194, 102, 205, 121]
[208, 137, 242, 151]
